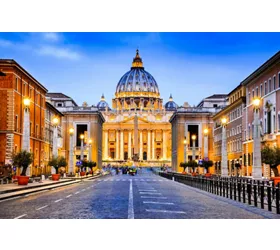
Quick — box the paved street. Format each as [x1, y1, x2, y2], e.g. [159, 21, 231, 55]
[0, 169, 280, 219]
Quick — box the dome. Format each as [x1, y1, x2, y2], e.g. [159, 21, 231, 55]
[115, 49, 160, 96]
[165, 94, 178, 111]
[97, 94, 110, 110]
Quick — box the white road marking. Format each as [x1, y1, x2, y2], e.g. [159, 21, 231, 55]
[141, 196, 167, 199]
[0, 196, 20, 203]
[139, 192, 162, 195]
[143, 201, 174, 205]
[139, 189, 156, 192]
[141, 179, 145, 181]
[128, 179, 134, 219]
[66, 194, 72, 198]
[36, 205, 49, 210]
[75, 191, 80, 194]
[54, 199, 63, 203]
[104, 179, 108, 182]
[82, 189, 86, 191]
[158, 180, 163, 182]
[14, 214, 27, 219]
[146, 209, 186, 214]
[98, 180, 102, 182]
[122, 179, 126, 181]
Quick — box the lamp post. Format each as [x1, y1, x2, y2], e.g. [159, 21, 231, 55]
[191, 134, 196, 161]
[203, 128, 209, 174]
[221, 117, 228, 177]
[69, 128, 74, 174]
[183, 136, 187, 173]
[23, 98, 31, 176]
[52, 117, 59, 174]
[80, 134, 84, 161]
[252, 98, 262, 179]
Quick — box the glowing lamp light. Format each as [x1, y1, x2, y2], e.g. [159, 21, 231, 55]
[88, 139, 92, 144]
[23, 98, 31, 107]
[252, 98, 261, 108]
[183, 137, 187, 145]
[191, 134, 197, 141]
[69, 128, 74, 135]
[204, 128, 209, 135]
[221, 117, 227, 125]
[80, 134, 85, 140]
[52, 117, 59, 126]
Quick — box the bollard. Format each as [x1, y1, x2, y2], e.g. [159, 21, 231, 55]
[242, 180, 246, 203]
[267, 182, 272, 212]
[276, 184, 280, 214]
[172, 176, 174, 181]
[253, 181, 258, 207]
[260, 182, 264, 209]
[237, 180, 241, 202]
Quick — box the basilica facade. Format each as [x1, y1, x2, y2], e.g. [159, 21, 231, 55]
[97, 50, 177, 167]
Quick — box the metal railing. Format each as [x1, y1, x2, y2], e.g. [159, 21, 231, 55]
[159, 172, 280, 215]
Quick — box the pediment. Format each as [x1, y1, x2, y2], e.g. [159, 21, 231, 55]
[122, 116, 150, 124]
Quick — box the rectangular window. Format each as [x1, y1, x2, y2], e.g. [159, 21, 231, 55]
[252, 89, 254, 98]
[278, 73, 280, 88]
[15, 115, 18, 132]
[256, 87, 258, 97]
[265, 82, 267, 95]
[268, 79, 271, 93]
[273, 76, 276, 90]
[15, 78, 18, 91]
[260, 84, 263, 97]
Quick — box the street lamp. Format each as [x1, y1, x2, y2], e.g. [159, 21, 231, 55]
[80, 134, 85, 161]
[69, 128, 74, 174]
[183, 136, 187, 163]
[191, 134, 196, 161]
[22, 98, 31, 176]
[252, 97, 262, 179]
[203, 128, 209, 162]
[221, 117, 228, 177]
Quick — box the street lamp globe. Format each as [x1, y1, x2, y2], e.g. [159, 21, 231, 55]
[88, 139, 92, 145]
[252, 98, 261, 108]
[221, 117, 227, 125]
[52, 117, 59, 126]
[23, 98, 31, 107]
[191, 134, 196, 141]
[80, 134, 84, 140]
[203, 128, 209, 135]
[183, 136, 187, 145]
[69, 128, 74, 135]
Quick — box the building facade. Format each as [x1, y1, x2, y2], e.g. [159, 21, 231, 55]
[0, 59, 48, 176]
[46, 93, 105, 173]
[213, 84, 246, 176]
[241, 51, 280, 177]
[97, 50, 177, 167]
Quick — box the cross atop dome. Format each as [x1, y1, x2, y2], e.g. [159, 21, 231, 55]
[132, 49, 144, 69]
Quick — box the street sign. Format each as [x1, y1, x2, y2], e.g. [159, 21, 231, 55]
[198, 160, 203, 165]
[204, 157, 209, 161]
[76, 161, 82, 166]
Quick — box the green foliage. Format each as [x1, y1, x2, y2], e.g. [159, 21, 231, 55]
[87, 161, 97, 170]
[202, 160, 213, 173]
[187, 160, 198, 172]
[180, 162, 188, 171]
[261, 145, 280, 176]
[12, 150, 33, 176]
[48, 155, 67, 174]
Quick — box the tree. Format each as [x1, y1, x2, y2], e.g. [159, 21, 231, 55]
[261, 145, 280, 177]
[81, 160, 88, 172]
[87, 161, 97, 171]
[187, 160, 198, 173]
[12, 150, 33, 176]
[180, 162, 188, 172]
[202, 160, 213, 173]
[48, 156, 67, 174]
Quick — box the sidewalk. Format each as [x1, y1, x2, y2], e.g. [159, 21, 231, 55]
[0, 173, 109, 201]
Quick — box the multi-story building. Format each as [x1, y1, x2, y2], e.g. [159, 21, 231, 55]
[213, 84, 246, 176]
[46, 93, 105, 172]
[44, 101, 64, 174]
[170, 96, 226, 173]
[0, 59, 48, 176]
[241, 51, 280, 177]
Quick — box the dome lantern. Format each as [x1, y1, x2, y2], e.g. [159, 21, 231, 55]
[131, 49, 144, 69]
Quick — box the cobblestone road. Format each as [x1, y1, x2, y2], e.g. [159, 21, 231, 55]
[0, 169, 279, 219]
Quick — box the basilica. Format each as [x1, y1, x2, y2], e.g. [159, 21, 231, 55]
[47, 50, 178, 169]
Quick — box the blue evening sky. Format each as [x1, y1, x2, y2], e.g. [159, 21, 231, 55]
[0, 32, 279, 107]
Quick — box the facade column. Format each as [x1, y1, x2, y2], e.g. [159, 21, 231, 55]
[120, 130, 124, 160]
[221, 124, 228, 177]
[104, 130, 108, 159]
[128, 130, 132, 159]
[204, 132, 209, 159]
[147, 130, 151, 161]
[116, 130, 119, 160]
[152, 130, 155, 160]
[162, 130, 167, 160]
[139, 130, 143, 160]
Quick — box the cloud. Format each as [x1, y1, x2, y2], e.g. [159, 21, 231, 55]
[42, 32, 61, 42]
[36, 45, 82, 60]
[0, 39, 13, 47]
